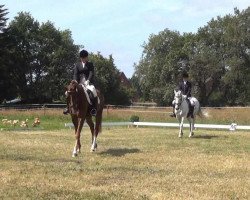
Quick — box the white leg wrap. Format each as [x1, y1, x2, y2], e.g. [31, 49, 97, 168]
[91, 136, 97, 151]
[72, 147, 78, 157]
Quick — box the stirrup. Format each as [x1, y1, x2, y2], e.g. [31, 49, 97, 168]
[90, 108, 97, 116]
[63, 108, 69, 115]
[170, 113, 176, 117]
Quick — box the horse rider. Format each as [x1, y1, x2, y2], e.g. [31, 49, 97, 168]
[170, 72, 195, 118]
[63, 49, 98, 116]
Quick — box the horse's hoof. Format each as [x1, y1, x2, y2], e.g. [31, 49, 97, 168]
[189, 132, 194, 138]
[179, 133, 183, 138]
[72, 152, 78, 157]
[90, 143, 97, 152]
[90, 147, 97, 152]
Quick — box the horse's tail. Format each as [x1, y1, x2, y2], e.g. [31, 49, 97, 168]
[98, 109, 103, 133]
[197, 105, 209, 118]
[95, 95, 104, 134]
[95, 108, 103, 135]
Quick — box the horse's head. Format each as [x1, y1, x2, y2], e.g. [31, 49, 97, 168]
[174, 90, 183, 110]
[65, 80, 79, 115]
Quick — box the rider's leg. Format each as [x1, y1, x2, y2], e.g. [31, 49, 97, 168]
[90, 97, 98, 116]
[86, 85, 98, 116]
[187, 98, 194, 118]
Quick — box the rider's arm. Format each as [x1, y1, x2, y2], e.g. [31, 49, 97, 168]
[87, 62, 94, 81]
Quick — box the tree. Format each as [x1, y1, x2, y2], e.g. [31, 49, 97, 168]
[0, 5, 16, 103]
[133, 7, 250, 106]
[90, 52, 130, 105]
[7, 12, 79, 103]
[134, 29, 185, 105]
[221, 7, 250, 105]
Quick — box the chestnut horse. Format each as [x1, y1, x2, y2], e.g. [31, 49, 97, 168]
[65, 80, 104, 157]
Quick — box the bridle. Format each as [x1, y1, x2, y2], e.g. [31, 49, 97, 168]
[66, 83, 79, 113]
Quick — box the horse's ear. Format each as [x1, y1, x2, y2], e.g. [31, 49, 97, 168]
[65, 83, 70, 91]
[71, 80, 78, 84]
[174, 90, 176, 95]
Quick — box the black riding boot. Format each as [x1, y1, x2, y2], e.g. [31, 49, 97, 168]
[188, 105, 194, 118]
[90, 97, 98, 116]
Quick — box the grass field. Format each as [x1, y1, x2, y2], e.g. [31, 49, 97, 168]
[0, 127, 249, 199]
[0, 107, 250, 130]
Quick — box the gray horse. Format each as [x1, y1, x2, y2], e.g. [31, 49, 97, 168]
[173, 90, 203, 138]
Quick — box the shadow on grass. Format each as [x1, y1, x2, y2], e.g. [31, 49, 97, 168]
[99, 148, 140, 157]
[192, 134, 219, 139]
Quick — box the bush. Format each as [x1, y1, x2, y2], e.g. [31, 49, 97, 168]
[130, 115, 139, 122]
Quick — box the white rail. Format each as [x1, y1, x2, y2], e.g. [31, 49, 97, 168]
[65, 122, 250, 131]
[133, 122, 250, 131]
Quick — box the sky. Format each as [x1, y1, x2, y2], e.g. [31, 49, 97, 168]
[2, 0, 250, 78]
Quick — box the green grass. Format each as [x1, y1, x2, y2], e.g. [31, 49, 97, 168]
[1, 107, 250, 131]
[0, 127, 249, 199]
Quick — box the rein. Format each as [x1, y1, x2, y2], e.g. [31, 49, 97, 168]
[175, 95, 183, 110]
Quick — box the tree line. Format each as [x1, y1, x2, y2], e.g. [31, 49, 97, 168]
[0, 5, 249, 106]
[132, 7, 250, 106]
[0, 5, 131, 105]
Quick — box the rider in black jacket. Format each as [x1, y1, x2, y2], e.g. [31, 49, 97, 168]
[64, 50, 98, 116]
[170, 72, 194, 118]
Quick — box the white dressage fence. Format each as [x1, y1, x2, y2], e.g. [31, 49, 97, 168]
[133, 122, 250, 131]
[65, 122, 250, 131]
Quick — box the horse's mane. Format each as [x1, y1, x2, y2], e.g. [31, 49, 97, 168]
[174, 90, 182, 97]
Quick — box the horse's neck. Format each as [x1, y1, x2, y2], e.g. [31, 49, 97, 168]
[176, 99, 189, 116]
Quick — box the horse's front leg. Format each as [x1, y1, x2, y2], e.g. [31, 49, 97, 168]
[86, 116, 96, 152]
[178, 116, 184, 138]
[187, 117, 194, 138]
[71, 116, 78, 157]
[72, 118, 84, 157]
